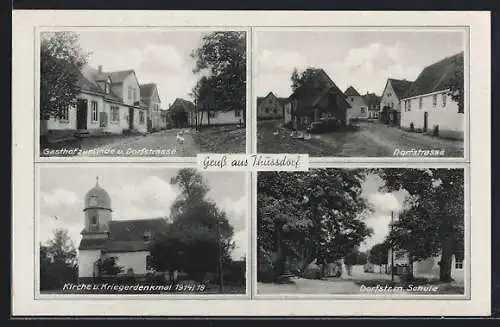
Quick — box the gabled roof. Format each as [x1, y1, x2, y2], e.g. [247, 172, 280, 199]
[140, 83, 158, 106]
[106, 70, 135, 84]
[403, 52, 464, 99]
[79, 64, 125, 103]
[387, 78, 413, 99]
[257, 92, 287, 108]
[288, 68, 351, 114]
[78, 218, 170, 252]
[344, 86, 361, 97]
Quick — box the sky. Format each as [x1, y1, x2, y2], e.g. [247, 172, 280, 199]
[38, 167, 248, 261]
[75, 30, 209, 109]
[358, 172, 409, 253]
[255, 29, 465, 98]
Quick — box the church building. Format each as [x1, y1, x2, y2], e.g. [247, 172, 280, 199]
[78, 178, 169, 281]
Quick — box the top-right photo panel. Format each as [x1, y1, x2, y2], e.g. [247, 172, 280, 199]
[255, 28, 467, 159]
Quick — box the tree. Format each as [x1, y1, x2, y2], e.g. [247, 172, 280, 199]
[290, 67, 330, 94]
[257, 169, 372, 280]
[40, 32, 89, 121]
[378, 168, 464, 282]
[445, 54, 464, 114]
[191, 31, 246, 124]
[39, 229, 78, 291]
[357, 252, 368, 265]
[369, 242, 389, 266]
[98, 256, 124, 276]
[150, 169, 235, 283]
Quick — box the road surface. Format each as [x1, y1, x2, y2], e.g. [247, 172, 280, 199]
[257, 120, 464, 157]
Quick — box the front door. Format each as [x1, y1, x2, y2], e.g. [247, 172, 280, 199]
[423, 112, 428, 132]
[76, 99, 88, 130]
[129, 108, 134, 130]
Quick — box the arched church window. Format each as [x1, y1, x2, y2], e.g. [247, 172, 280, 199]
[91, 216, 97, 226]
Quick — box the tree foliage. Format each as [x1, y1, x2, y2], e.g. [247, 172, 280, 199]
[40, 32, 89, 120]
[290, 67, 330, 94]
[369, 242, 389, 266]
[150, 169, 235, 282]
[257, 169, 372, 279]
[98, 256, 124, 276]
[40, 229, 78, 291]
[191, 31, 246, 122]
[377, 168, 464, 282]
[445, 54, 465, 113]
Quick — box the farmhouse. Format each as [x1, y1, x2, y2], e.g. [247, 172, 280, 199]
[257, 92, 287, 120]
[41, 64, 150, 139]
[380, 78, 413, 126]
[400, 52, 464, 140]
[78, 179, 171, 281]
[362, 92, 381, 120]
[284, 68, 351, 130]
[344, 86, 368, 121]
[168, 98, 195, 128]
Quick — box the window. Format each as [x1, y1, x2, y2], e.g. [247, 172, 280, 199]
[128, 86, 132, 100]
[408, 100, 412, 111]
[143, 231, 152, 242]
[387, 92, 392, 97]
[360, 107, 366, 114]
[350, 97, 354, 102]
[139, 111, 145, 124]
[90, 216, 97, 226]
[442, 94, 447, 107]
[419, 97, 423, 109]
[432, 94, 437, 107]
[133, 88, 137, 101]
[105, 83, 110, 94]
[455, 258, 463, 269]
[91, 101, 98, 122]
[208, 111, 216, 118]
[111, 106, 120, 122]
[265, 107, 270, 113]
[234, 110, 241, 117]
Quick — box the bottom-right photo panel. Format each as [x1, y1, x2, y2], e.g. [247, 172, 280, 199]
[256, 168, 467, 297]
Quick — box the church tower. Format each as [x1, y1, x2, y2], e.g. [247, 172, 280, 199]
[81, 177, 113, 239]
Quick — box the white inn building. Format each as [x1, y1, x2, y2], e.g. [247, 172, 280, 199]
[399, 52, 465, 140]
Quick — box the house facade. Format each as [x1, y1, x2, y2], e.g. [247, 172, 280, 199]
[400, 52, 465, 140]
[140, 83, 162, 131]
[78, 179, 170, 281]
[41, 64, 149, 139]
[286, 69, 352, 130]
[344, 86, 368, 122]
[380, 78, 413, 126]
[387, 249, 464, 283]
[257, 92, 286, 120]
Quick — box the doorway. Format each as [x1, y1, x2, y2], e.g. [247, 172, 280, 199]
[423, 112, 428, 132]
[76, 99, 88, 130]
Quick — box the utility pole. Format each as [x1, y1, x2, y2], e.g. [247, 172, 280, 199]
[390, 211, 395, 283]
[216, 214, 224, 294]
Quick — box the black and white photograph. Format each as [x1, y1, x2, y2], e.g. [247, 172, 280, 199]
[37, 166, 247, 295]
[39, 29, 247, 157]
[255, 29, 466, 158]
[257, 168, 466, 295]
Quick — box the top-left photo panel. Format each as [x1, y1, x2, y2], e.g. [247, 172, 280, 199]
[37, 28, 248, 159]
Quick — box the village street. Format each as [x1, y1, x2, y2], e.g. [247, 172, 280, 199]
[258, 271, 464, 295]
[257, 120, 464, 157]
[41, 125, 247, 157]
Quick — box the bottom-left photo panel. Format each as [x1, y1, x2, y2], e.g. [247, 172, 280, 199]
[35, 164, 249, 297]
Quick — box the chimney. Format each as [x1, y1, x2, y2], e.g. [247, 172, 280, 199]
[98, 65, 103, 73]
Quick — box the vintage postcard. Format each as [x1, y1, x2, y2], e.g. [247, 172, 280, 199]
[12, 10, 490, 317]
[37, 28, 249, 159]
